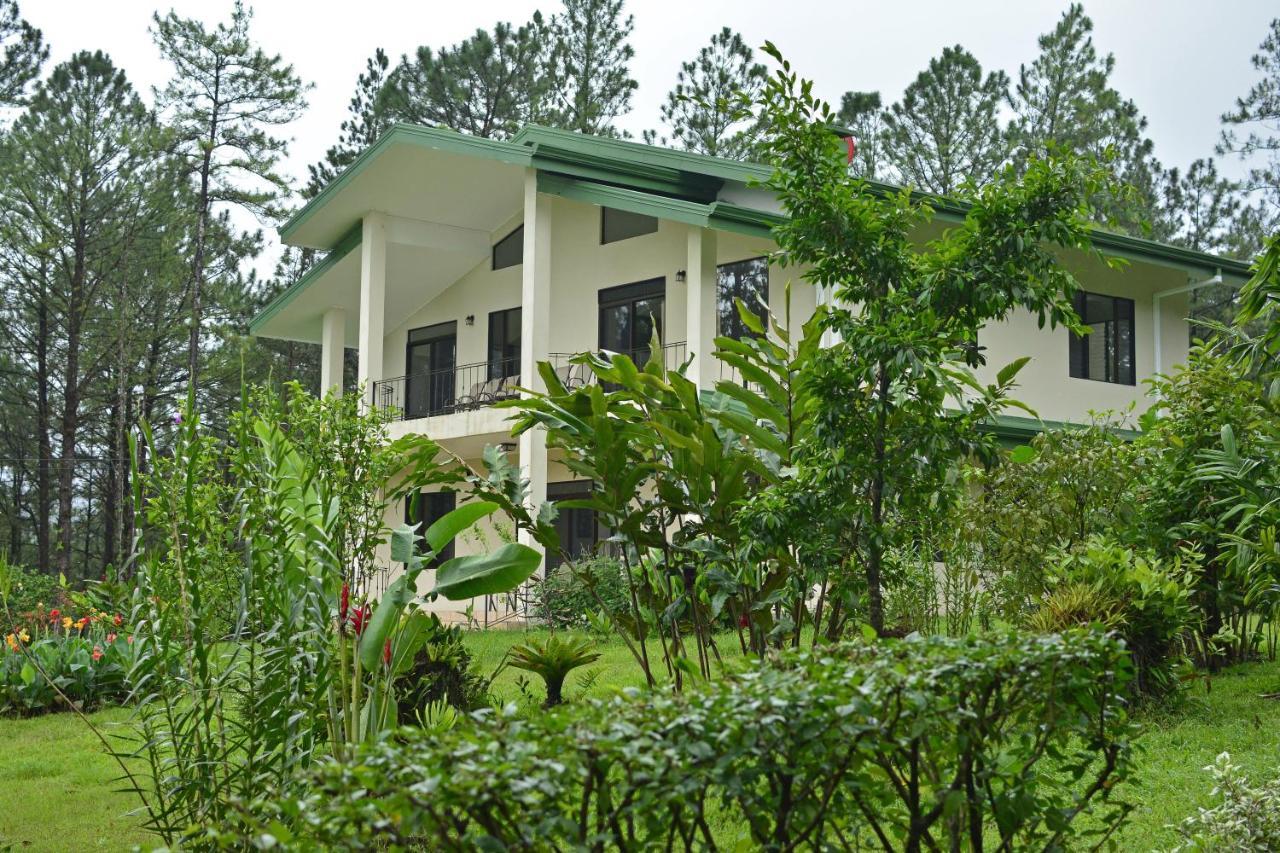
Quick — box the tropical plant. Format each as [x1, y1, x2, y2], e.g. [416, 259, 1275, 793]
[533, 554, 630, 631]
[226, 631, 1138, 851]
[0, 605, 133, 716]
[507, 634, 600, 707]
[392, 613, 490, 723]
[1168, 753, 1280, 851]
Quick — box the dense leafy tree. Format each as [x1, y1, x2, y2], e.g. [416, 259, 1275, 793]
[151, 0, 309, 386]
[306, 48, 391, 198]
[1010, 4, 1161, 233]
[1220, 18, 1280, 220]
[836, 90, 884, 180]
[881, 45, 1010, 194]
[646, 27, 765, 159]
[381, 17, 553, 139]
[550, 0, 637, 136]
[0, 0, 44, 107]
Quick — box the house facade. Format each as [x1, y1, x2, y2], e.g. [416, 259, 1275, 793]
[252, 123, 1251, 621]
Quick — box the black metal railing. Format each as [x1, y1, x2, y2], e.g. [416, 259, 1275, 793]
[547, 341, 688, 388]
[373, 358, 522, 421]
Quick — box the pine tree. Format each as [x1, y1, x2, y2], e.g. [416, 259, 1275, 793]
[1219, 18, 1280, 223]
[880, 45, 1009, 195]
[306, 48, 391, 198]
[550, 0, 637, 136]
[381, 16, 553, 140]
[0, 0, 45, 106]
[837, 91, 884, 180]
[1010, 4, 1160, 233]
[151, 0, 309, 388]
[1159, 159, 1242, 254]
[645, 28, 765, 159]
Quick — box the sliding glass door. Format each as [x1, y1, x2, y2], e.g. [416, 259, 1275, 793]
[405, 321, 456, 418]
[599, 278, 664, 364]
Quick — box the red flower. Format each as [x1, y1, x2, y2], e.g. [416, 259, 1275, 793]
[382, 638, 392, 666]
[49, 608, 60, 621]
[339, 583, 350, 628]
[738, 613, 750, 629]
[91, 646, 103, 662]
[113, 613, 123, 627]
[350, 606, 368, 636]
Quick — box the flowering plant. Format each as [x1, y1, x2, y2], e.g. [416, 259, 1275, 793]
[1, 606, 136, 716]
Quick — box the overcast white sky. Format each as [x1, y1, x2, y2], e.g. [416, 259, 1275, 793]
[22, 0, 1278, 273]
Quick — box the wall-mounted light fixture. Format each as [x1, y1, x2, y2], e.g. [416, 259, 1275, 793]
[675, 269, 686, 282]
[499, 441, 517, 453]
[465, 314, 475, 326]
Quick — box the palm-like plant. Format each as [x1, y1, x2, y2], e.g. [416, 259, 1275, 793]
[507, 635, 600, 707]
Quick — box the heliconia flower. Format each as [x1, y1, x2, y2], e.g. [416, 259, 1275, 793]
[383, 638, 392, 666]
[738, 613, 750, 629]
[91, 646, 103, 662]
[339, 583, 350, 624]
[350, 606, 368, 636]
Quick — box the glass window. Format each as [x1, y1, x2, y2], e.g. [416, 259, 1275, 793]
[601, 207, 658, 244]
[1069, 291, 1135, 385]
[487, 307, 521, 380]
[599, 278, 664, 363]
[492, 226, 523, 270]
[717, 257, 769, 340]
[546, 481, 607, 570]
[405, 321, 457, 418]
[405, 490, 457, 567]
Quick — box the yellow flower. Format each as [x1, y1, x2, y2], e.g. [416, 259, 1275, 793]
[18, 630, 30, 643]
[61, 617, 72, 629]
[3, 634, 16, 652]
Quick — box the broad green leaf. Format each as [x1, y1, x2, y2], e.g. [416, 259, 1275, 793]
[996, 356, 1032, 387]
[359, 573, 418, 670]
[433, 543, 542, 600]
[425, 500, 498, 555]
[1008, 445, 1037, 464]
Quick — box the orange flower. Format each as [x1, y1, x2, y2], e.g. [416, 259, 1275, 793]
[3, 634, 16, 653]
[113, 614, 123, 627]
[76, 617, 89, 629]
[61, 617, 72, 630]
[91, 646, 103, 662]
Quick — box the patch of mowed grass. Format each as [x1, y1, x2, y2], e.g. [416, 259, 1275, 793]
[1112, 658, 1280, 848]
[0, 706, 151, 851]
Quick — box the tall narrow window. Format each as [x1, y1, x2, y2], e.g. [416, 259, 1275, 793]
[1069, 291, 1135, 385]
[601, 207, 658, 244]
[599, 278, 664, 363]
[492, 226, 523, 270]
[487, 306, 521, 379]
[405, 490, 457, 567]
[546, 481, 607, 570]
[717, 257, 769, 340]
[405, 321, 457, 417]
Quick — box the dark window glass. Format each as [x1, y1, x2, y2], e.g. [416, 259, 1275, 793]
[546, 481, 607, 570]
[487, 307, 521, 380]
[492, 226, 523, 270]
[405, 490, 457, 566]
[405, 321, 457, 417]
[599, 278, 664, 363]
[1069, 291, 1135, 385]
[717, 257, 769, 340]
[601, 207, 658, 244]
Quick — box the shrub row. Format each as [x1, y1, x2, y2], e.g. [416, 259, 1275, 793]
[227, 631, 1138, 851]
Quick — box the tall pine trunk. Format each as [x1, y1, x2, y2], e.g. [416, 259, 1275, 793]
[35, 264, 52, 573]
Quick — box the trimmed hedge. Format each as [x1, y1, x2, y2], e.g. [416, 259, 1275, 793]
[228, 631, 1137, 851]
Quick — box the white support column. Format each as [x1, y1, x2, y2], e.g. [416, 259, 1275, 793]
[357, 212, 387, 404]
[685, 226, 718, 389]
[518, 170, 551, 556]
[320, 307, 347, 396]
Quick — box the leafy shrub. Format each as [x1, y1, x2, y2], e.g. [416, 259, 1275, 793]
[229, 632, 1137, 851]
[1, 609, 134, 716]
[0, 556, 61, 626]
[1029, 537, 1196, 698]
[1168, 753, 1280, 851]
[393, 614, 489, 723]
[532, 555, 629, 630]
[507, 634, 600, 706]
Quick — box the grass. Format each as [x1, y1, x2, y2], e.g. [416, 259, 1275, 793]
[0, 631, 1277, 851]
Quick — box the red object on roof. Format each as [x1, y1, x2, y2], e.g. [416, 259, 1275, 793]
[844, 136, 856, 164]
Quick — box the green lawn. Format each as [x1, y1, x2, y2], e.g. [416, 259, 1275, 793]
[1, 631, 1277, 852]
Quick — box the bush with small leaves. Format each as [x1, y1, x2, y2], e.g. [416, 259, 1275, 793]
[1167, 753, 1280, 852]
[224, 631, 1138, 851]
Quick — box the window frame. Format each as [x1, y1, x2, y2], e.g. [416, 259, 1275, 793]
[716, 256, 770, 341]
[600, 206, 658, 245]
[597, 277, 665, 358]
[491, 225, 524, 270]
[487, 306, 521, 380]
[1068, 290, 1136, 386]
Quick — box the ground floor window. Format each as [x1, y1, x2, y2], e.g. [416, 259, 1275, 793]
[405, 489, 456, 566]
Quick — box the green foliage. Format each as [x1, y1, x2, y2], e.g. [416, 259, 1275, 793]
[1, 611, 134, 716]
[1168, 753, 1280, 852]
[533, 555, 630, 630]
[880, 44, 1010, 194]
[647, 27, 766, 159]
[392, 614, 489, 724]
[751, 43, 1108, 634]
[0, 556, 58, 621]
[549, 0, 637, 135]
[228, 632, 1137, 851]
[1133, 345, 1273, 665]
[507, 634, 600, 707]
[0, 0, 46, 106]
[950, 417, 1136, 622]
[1219, 17, 1280, 219]
[1029, 537, 1197, 698]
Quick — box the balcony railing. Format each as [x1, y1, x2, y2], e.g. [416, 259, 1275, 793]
[373, 358, 521, 421]
[548, 341, 688, 388]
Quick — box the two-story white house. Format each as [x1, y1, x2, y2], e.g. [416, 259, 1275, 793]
[251, 123, 1251, 621]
